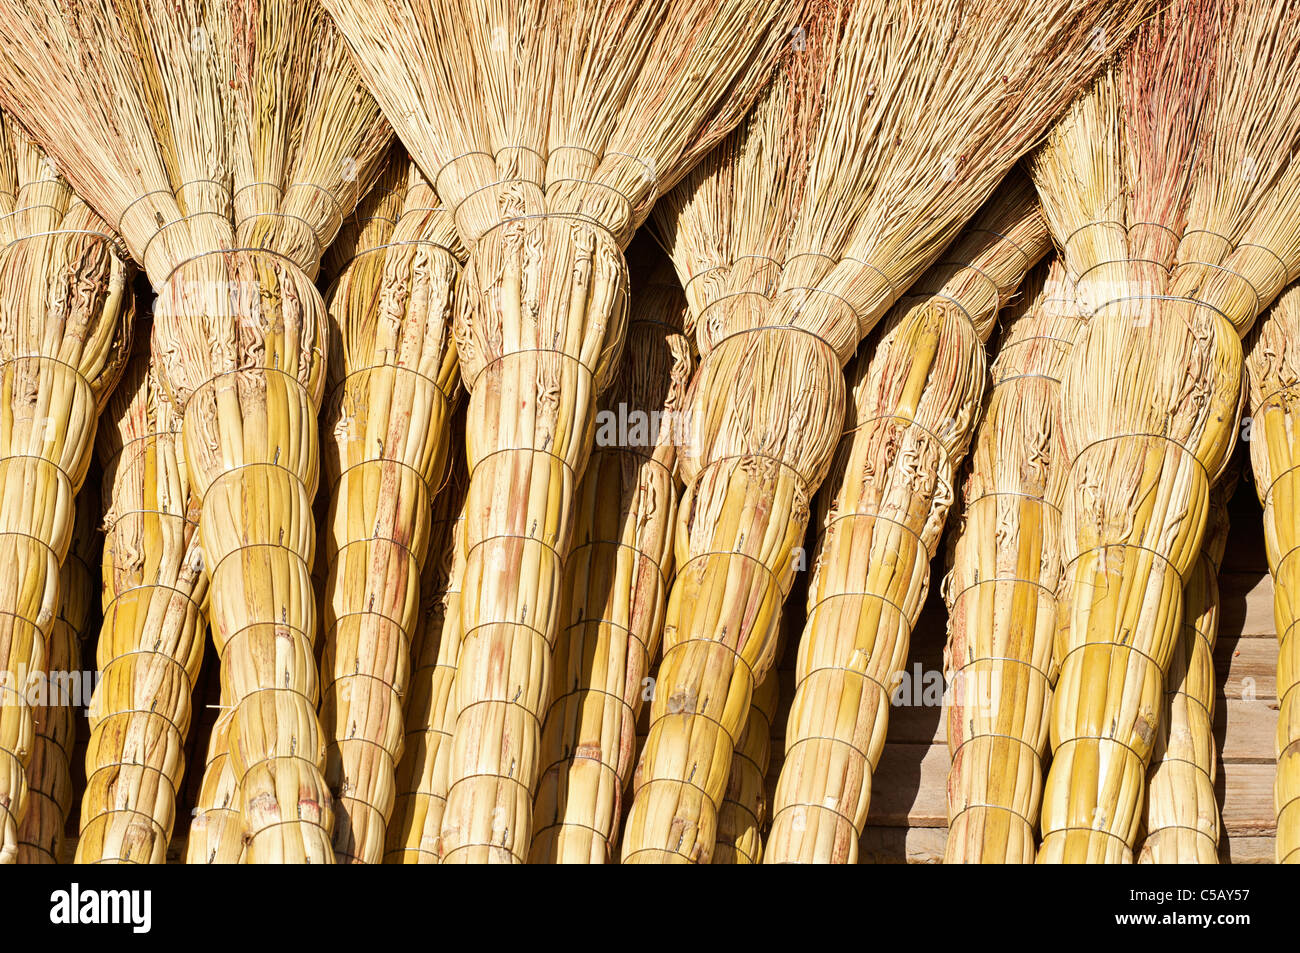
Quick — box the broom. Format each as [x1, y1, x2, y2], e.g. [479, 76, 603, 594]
[0, 0, 392, 863]
[765, 173, 1051, 864]
[943, 258, 1083, 863]
[324, 0, 805, 862]
[318, 147, 465, 863]
[16, 486, 98, 863]
[628, 0, 1148, 863]
[530, 240, 693, 864]
[1137, 466, 1235, 863]
[1244, 284, 1300, 863]
[0, 112, 132, 865]
[384, 447, 468, 864]
[713, 667, 779, 864]
[81, 334, 207, 864]
[1029, 0, 1300, 862]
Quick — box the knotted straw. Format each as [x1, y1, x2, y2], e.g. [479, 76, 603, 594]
[0, 113, 132, 865]
[943, 259, 1084, 863]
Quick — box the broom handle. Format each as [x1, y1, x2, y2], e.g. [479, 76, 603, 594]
[713, 666, 777, 864]
[384, 504, 465, 864]
[1137, 547, 1222, 862]
[15, 545, 89, 862]
[1039, 439, 1208, 863]
[185, 705, 246, 863]
[0, 361, 87, 864]
[78, 506, 205, 863]
[944, 493, 1059, 863]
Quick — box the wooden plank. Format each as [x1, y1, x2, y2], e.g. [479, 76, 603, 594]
[1216, 698, 1278, 763]
[860, 826, 946, 864]
[865, 742, 950, 827]
[1217, 761, 1276, 836]
[1215, 634, 1278, 701]
[1218, 571, 1275, 638]
[1220, 834, 1275, 864]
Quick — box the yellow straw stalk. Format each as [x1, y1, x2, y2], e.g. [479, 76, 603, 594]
[1138, 468, 1234, 863]
[1245, 284, 1300, 863]
[0, 114, 132, 865]
[0, 1, 391, 863]
[765, 175, 1051, 864]
[629, 0, 1148, 864]
[384, 447, 468, 864]
[318, 149, 465, 863]
[713, 668, 778, 864]
[16, 486, 97, 863]
[1029, 0, 1300, 862]
[324, 0, 804, 862]
[79, 337, 206, 864]
[943, 259, 1082, 863]
[531, 244, 693, 863]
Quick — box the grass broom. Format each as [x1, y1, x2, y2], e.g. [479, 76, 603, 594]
[0, 1, 392, 863]
[1244, 284, 1300, 863]
[16, 486, 98, 863]
[83, 333, 207, 864]
[384, 438, 468, 864]
[323, 0, 805, 862]
[713, 668, 779, 864]
[943, 258, 1083, 863]
[765, 173, 1051, 864]
[530, 240, 693, 863]
[0, 112, 132, 865]
[1137, 466, 1235, 863]
[1029, 0, 1300, 861]
[318, 147, 465, 863]
[630, 0, 1148, 863]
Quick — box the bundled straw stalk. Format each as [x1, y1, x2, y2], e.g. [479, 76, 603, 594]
[1245, 284, 1300, 864]
[1138, 467, 1234, 863]
[0, 113, 132, 864]
[324, 0, 804, 862]
[713, 668, 778, 864]
[943, 259, 1083, 863]
[84, 335, 207, 864]
[16, 486, 98, 863]
[765, 174, 1051, 864]
[384, 444, 468, 864]
[635, 0, 1141, 860]
[531, 243, 693, 864]
[318, 149, 465, 863]
[0, 1, 392, 863]
[1029, 0, 1300, 862]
